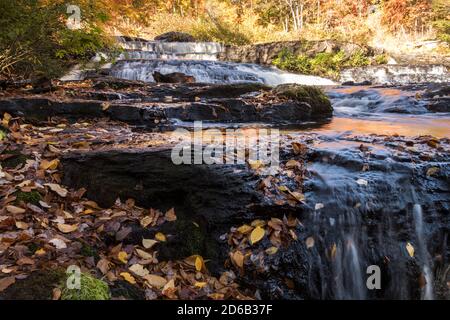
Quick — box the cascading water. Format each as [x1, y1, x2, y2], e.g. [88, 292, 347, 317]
[412, 203, 434, 300]
[109, 59, 336, 86]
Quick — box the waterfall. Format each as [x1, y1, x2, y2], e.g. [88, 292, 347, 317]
[110, 60, 336, 86]
[340, 65, 450, 85]
[412, 204, 434, 300]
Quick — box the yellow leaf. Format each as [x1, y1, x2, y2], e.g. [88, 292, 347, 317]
[142, 239, 158, 249]
[44, 183, 68, 197]
[35, 248, 46, 256]
[57, 223, 78, 233]
[232, 251, 244, 268]
[144, 274, 167, 288]
[208, 293, 224, 300]
[140, 216, 153, 228]
[250, 226, 265, 245]
[265, 246, 278, 255]
[237, 224, 253, 234]
[195, 256, 204, 272]
[194, 282, 207, 288]
[40, 159, 59, 170]
[120, 272, 136, 284]
[6, 205, 26, 214]
[406, 242, 415, 258]
[118, 251, 128, 264]
[155, 232, 166, 242]
[330, 243, 337, 259]
[250, 219, 266, 227]
[426, 167, 439, 177]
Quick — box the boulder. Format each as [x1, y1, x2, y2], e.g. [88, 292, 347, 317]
[153, 71, 196, 84]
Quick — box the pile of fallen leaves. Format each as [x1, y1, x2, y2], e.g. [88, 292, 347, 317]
[227, 216, 304, 275]
[0, 112, 252, 299]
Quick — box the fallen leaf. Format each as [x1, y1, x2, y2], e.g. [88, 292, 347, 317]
[426, 167, 439, 177]
[140, 216, 153, 228]
[250, 226, 265, 245]
[165, 208, 177, 221]
[6, 205, 26, 214]
[129, 264, 150, 277]
[162, 279, 176, 298]
[45, 183, 68, 197]
[52, 288, 62, 300]
[57, 223, 78, 233]
[142, 239, 158, 249]
[49, 238, 67, 249]
[40, 159, 59, 170]
[406, 242, 415, 258]
[237, 224, 253, 234]
[195, 256, 204, 272]
[155, 232, 166, 242]
[144, 275, 168, 289]
[15, 221, 29, 230]
[194, 282, 207, 288]
[35, 248, 46, 256]
[118, 251, 128, 264]
[135, 248, 153, 260]
[330, 243, 337, 259]
[97, 258, 111, 274]
[265, 246, 278, 255]
[232, 251, 244, 268]
[120, 272, 136, 284]
[0, 276, 15, 292]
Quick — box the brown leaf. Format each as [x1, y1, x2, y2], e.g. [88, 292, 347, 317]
[0, 276, 15, 292]
[57, 223, 78, 233]
[165, 208, 177, 222]
[144, 274, 167, 289]
[6, 205, 26, 214]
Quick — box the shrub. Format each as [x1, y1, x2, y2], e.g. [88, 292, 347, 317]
[273, 49, 376, 79]
[0, 0, 112, 79]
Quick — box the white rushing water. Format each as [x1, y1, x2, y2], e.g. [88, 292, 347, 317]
[340, 65, 450, 85]
[413, 204, 434, 300]
[110, 59, 336, 86]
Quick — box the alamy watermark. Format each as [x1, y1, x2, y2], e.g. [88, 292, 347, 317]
[66, 4, 81, 30]
[170, 121, 280, 170]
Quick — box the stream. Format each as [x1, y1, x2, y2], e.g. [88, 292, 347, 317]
[65, 37, 450, 300]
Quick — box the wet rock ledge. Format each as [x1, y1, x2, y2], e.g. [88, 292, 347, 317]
[0, 79, 332, 126]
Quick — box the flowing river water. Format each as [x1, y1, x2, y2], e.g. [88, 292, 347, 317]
[73, 37, 450, 300]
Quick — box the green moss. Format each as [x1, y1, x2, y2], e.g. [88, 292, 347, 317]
[273, 84, 332, 115]
[374, 54, 389, 65]
[61, 272, 110, 300]
[80, 242, 100, 261]
[1, 149, 28, 169]
[14, 190, 42, 205]
[0, 129, 6, 141]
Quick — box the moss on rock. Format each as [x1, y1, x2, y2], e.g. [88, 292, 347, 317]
[61, 272, 110, 300]
[14, 190, 42, 205]
[272, 84, 333, 116]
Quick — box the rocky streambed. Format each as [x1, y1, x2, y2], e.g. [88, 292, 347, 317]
[0, 68, 449, 300]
